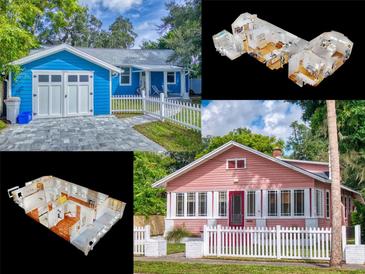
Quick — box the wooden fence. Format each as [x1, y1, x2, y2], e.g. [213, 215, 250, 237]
[204, 225, 332, 260]
[134, 225, 150, 255]
[111, 93, 201, 131]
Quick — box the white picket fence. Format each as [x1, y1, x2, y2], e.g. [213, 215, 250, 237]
[204, 225, 332, 260]
[134, 225, 150, 255]
[111, 93, 201, 131]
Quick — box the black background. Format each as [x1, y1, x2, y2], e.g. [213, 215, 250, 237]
[202, 0, 365, 99]
[0, 152, 133, 274]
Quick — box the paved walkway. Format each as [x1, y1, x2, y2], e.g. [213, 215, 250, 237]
[0, 115, 165, 151]
[135, 252, 365, 270]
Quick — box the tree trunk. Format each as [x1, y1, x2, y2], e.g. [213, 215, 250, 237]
[327, 100, 342, 266]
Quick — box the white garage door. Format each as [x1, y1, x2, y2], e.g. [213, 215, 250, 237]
[33, 71, 93, 119]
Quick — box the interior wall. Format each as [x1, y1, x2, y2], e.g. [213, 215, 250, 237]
[23, 191, 47, 213]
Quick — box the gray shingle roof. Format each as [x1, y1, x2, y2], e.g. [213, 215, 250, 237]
[30, 46, 180, 67]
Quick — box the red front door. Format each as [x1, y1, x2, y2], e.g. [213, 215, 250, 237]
[229, 191, 244, 227]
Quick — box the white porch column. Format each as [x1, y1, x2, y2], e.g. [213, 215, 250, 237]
[163, 71, 168, 97]
[166, 192, 171, 218]
[180, 69, 187, 98]
[146, 70, 151, 97]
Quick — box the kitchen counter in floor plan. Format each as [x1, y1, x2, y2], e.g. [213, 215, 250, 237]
[7, 176, 126, 255]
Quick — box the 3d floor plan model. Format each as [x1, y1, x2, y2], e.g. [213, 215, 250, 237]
[7, 176, 126, 255]
[213, 12, 353, 87]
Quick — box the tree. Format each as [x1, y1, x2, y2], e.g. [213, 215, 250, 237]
[141, 0, 201, 77]
[0, 0, 84, 79]
[290, 100, 365, 191]
[107, 16, 137, 48]
[133, 152, 173, 216]
[286, 121, 328, 161]
[196, 128, 284, 158]
[327, 100, 342, 267]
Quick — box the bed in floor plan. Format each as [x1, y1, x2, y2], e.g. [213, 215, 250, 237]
[213, 12, 353, 87]
[7, 176, 126, 255]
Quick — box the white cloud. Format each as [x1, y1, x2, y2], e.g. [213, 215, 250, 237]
[80, 0, 142, 12]
[202, 100, 303, 142]
[133, 20, 161, 48]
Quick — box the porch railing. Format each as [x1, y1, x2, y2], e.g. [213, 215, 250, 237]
[111, 93, 201, 131]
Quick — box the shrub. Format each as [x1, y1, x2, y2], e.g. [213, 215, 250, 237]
[166, 226, 192, 243]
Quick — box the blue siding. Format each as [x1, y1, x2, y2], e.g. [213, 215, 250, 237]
[112, 67, 140, 95]
[12, 50, 111, 115]
[151, 72, 163, 94]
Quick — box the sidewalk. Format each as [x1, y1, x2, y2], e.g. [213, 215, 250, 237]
[135, 252, 365, 271]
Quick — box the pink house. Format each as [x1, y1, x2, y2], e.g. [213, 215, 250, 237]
[153, 141, 363, 234]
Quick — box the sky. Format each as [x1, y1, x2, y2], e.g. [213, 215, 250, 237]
[79, 0, 173, 48]
[202, 100, 304, 143]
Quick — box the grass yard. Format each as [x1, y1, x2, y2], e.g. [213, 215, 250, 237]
[134, 261, 364, 274]
[0, 120, 7, 131]
[167, 243, 185, 255]
[114, 112, 142, 119]
[134, 121, 202, 151]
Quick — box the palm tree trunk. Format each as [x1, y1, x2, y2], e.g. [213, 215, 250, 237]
[327, 100, 342, 266]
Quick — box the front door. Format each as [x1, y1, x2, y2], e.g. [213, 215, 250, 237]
[229, 191, 244, 226]
[33, 71, 93, 119]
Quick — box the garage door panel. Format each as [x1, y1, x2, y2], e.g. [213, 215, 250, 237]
[68, 85, 78, 114]
[38, 86, 49, 115]
[51, 85, 62, 115]
[79, 85, 89, 113]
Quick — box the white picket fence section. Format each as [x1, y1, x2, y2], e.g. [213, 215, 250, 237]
[111, 93, 201, 131]
[204, 225, 332, 260]
[134, 225, 150, 255]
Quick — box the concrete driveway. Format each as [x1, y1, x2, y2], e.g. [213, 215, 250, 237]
[0, 115, 165, 151]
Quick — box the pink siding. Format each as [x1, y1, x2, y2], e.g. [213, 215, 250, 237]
[166, 146, 315, 192]
[173, 219, 207, 235]
[288, 162, 329, 173]
[266, 219, 305, 228]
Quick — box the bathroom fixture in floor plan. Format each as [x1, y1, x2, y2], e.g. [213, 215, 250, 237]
[8, 176, 125, 255]
[213, 12, 353, 87]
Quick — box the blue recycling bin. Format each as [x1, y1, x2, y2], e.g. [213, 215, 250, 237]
[17, 112, 32, 124]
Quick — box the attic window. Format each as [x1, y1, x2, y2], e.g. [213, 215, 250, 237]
[226, 158, 246, 169]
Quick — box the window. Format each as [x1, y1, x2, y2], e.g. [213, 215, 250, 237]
[268, 191, 277, 216]
[316, 189, 324, 217]
[218, 192, 227, 217]
[176, 193, 184, 217]
[120, 67, 131, 85]
[79, 75, 89, 82]
[167, 72, 176, 84]
[187, 193, 195, 217]
[198, 192, 207, 216]
[247, 191, 256, 217]
[68, 75, 78, 82]
[51, 75, 61, 82]
[294, 190, 304, 216]
[38, 75, 49, 82]
[326, 191, 330, 218]
[281, 190, 291, 216]
[226, 158, 246, 169]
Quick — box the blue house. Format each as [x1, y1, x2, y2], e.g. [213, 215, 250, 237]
[8, 44, 189, 119]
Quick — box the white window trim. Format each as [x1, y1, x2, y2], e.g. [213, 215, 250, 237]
[226, 158, 247, 170]
[326, 190, 330, 219]
[120, 66, 132, 86]
[167, 71, 176, 84]
[218, 191, 228, 217]
[264, 188, 308, 219]
[187, 192, 195, 217]
[246, 190, 256, 218]
[175, 193, 184, 217]
[198, 192, 208, 217]
[280, 190, 292, 217]
[315, 189, 324, 218]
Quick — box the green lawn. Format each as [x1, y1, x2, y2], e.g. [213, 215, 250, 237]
[0, 120, 7, 131]
[134, 261, 363, 274]
[133, 121, 202, 151]
[167, 243, 185, 255]
[114, 112, 142, 119]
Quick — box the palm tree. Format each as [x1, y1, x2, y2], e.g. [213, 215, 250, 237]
[327, 100, 342, 266]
